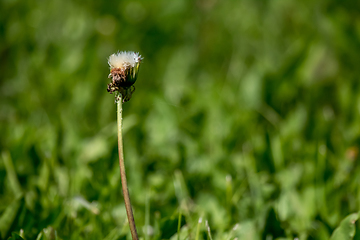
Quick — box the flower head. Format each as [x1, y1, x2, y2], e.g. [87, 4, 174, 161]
[108, 51, 142, 69]
[107, 51, 143, 102]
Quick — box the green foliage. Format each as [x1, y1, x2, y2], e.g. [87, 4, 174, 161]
[8, 232, 25, 240]
[1, 0, 360, 239]
[158, 213, 185, 239]
[330, 213, 359, 240]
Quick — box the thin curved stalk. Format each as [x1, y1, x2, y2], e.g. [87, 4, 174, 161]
[117, 93, 138, 240]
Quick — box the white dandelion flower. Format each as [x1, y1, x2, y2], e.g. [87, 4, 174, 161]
[107, 51, 143, 102]
[108, 51, 142, 69]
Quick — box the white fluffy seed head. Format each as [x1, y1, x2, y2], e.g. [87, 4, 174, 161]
[108, 51, 142, 69]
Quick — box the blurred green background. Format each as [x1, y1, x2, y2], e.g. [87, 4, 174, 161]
[1, 0, 360, 239]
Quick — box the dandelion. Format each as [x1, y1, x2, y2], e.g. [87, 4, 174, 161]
[107, 51, 143, 240]
[107, 51, 143, 102]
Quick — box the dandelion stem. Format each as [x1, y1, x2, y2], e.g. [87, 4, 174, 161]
[117, 93, 138, 240]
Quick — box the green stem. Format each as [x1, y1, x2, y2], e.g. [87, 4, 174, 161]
[117, 93, 138, 240]
[195, 218, 201, 240]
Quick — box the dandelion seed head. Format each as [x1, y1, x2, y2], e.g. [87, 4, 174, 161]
[107, 50, 143, 102]
[108, 51, 142, 69]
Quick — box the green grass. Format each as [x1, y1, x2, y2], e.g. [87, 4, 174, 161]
[1, 0, 360, 239]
